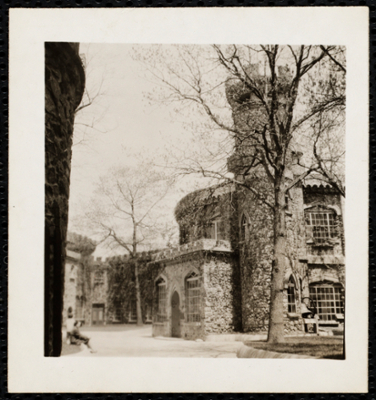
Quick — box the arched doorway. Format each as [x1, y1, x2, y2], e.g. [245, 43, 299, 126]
[171, 291, 182, 338]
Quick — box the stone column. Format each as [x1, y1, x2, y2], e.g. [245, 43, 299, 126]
[44, 42, 85, 356]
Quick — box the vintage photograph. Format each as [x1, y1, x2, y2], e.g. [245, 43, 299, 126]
[45, 43, 346, 359]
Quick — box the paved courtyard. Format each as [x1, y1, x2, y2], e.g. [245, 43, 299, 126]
[63, 325, 241, 358]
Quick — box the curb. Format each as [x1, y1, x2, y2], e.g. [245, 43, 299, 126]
[237, 345, 318, 359]
[205, 334, 267, 342]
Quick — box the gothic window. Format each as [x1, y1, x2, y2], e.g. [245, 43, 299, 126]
[287, 276, 297, 313]
[240, 214, 247, 241]
[309, 283, 344, 321]
[156, 278, 167, 322]
[305, 206, 337, 244]
[186, 273, 201, 322]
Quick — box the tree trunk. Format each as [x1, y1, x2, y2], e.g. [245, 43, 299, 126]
[267, 184, 287, 343]
[134, 260, 143, 326]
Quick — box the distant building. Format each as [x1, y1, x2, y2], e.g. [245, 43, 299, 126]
[63, 242, 156, 327]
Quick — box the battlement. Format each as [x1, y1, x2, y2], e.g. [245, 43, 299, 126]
[153, 238, 232, 262]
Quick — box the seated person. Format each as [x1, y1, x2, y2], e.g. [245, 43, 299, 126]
[66, 314, 96, 353]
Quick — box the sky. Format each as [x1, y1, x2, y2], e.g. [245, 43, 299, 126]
[68, 44, 210, 257]
[67, 44, 345, 258]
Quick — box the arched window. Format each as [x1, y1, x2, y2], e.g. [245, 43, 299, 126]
[305, 206, 337, 244]
[185, 272, 201, 322]
[287, 276, 297, 313]
[240, 214, 247, 241]
[309, 282, 344, 321]
[156, 278, 167, 322]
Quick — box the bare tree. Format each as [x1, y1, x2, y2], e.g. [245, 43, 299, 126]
[135, 44, 346, 342]
[73, 46, 112, 147]
[84, 162, 174, 325]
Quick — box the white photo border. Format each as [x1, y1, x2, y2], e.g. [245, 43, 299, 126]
[8, 7, 368, 393]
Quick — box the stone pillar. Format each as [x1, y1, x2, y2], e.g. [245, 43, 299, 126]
[44, 43, 85, 356]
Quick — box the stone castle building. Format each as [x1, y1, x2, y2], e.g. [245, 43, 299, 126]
[45, 43, 85, 356]
[64, 63, 345, 340]
[148, 176, 344, 339]
[148, 63, 345, 339]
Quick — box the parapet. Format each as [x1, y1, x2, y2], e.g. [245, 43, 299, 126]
[153, 238, 232, 262]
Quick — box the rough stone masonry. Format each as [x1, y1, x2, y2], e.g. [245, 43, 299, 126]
[44, 43, 85, 356]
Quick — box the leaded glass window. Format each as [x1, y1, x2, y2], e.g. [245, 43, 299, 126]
[157, 279, 167, 322]
[186, 274, 201, 322]
[309, 284, 344, 321]
[305, 207, 337, 244]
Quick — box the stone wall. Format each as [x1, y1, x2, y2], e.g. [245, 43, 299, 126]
[237, 186, 273, 332]
[152, 253, 204, 339]
[45, 43, 85, 356]
[175, 185, 234, 245]
[152, 249, 239, 340]
[303, 187, 345, 257]
[203, 253, 242, 333]
[62, 255, 79, 326]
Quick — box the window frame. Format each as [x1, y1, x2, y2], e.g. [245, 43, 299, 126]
[309, 283, 344, 321]
[305, 206, 337, 245]
[93, 270, 104, 285]
[287, 276, 297, 314]
[185, 273, 201, 323]
[156, 278, 167, 322]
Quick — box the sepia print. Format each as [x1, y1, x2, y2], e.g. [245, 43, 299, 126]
[45, 43, 346, 360]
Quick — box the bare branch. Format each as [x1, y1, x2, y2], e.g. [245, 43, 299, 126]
[320, 45, 346, 73]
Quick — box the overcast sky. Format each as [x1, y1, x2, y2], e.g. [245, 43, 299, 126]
[67, 43, 345, 258]
[68, 43, 207, 257]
